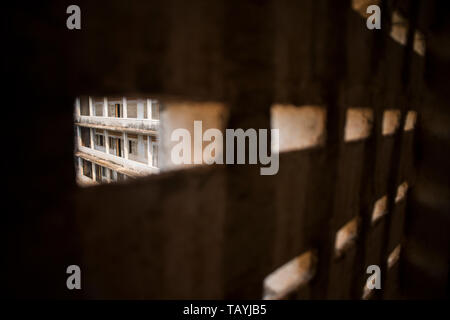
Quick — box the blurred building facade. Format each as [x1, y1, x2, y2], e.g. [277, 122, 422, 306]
[74, 96, 160, 185]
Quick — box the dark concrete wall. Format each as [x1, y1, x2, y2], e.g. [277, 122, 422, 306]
[5, 0, 449, 299]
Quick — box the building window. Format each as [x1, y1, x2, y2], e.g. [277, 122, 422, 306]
[82, 159, 92, 179]
[80, 127, 91, 147]
[128, 139, 137, 155]
[96, 134, 104, 146]
[115, 104, 122, 118]
[109, 137, 123, 157]
[95, 164, 103, 182]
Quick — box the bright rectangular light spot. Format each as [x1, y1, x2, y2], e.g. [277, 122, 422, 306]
[413, 30, 426, 56]
[263, 250, 317, 300]
[344, 108, 374, 142]
[362, 275, 377, 300]
[271, 104, 326, 152]
[351, 0, 381, 18]
[160, 101, 229, 169]
[335, 217, 359, 258]
[390, 11, 408, 46]
[404, 110, 417, 131]
[395, 181, 409, 203]
[387, 244, 401, 269]
[382, 109, 401, 136]
[371, 195, 388, 224]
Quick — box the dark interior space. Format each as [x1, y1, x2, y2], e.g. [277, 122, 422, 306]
[5, 0, 449, 299]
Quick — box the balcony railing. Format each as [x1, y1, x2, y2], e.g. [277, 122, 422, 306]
[78, 145, 159, 175]
[75, 115, 159, 133]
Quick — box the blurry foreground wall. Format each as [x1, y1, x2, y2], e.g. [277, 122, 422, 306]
[5, 0, 449, 299]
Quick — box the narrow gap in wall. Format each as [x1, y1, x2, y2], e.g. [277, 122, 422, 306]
[390, 10, 409, 46]
[404, 110, 417, 131]
[382, 109, 401, 136]
[395, 181, 409, 203]
[334, 217, 360, 258]
[371, 195, 388, 224]
[387, 244, 401, 269]
[159, 101, 228, 171]
[351, 0, 381, 18]
[362, 276, 376, 300]
[74, 96, 230, 187]
[270, 104, 326, 153]
[413, 30, 426, 56]
[344, 108, 374, 142]
[263, 250, 318, 300]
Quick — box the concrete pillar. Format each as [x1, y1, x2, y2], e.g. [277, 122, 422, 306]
[137, 99, 144, 119]
[90, 128, 95, 149]
[103, 97, 108, 117]
[123, 132, 129, 159]
[89, 96, 94, 116]
[92, 162, 97, 181]
[75, 97, 81, 118]
[147, 136, 152, 166]
[137, 135, 145, 161]
[76, 126, 82, 149]
[106, 166, 111, 182]
[105, 130, 110, 154]
[122, 97, 128, 118]
[78, 157, 83, 176]
[152, 141, 158, 167]
[147, 99, 152, 120]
